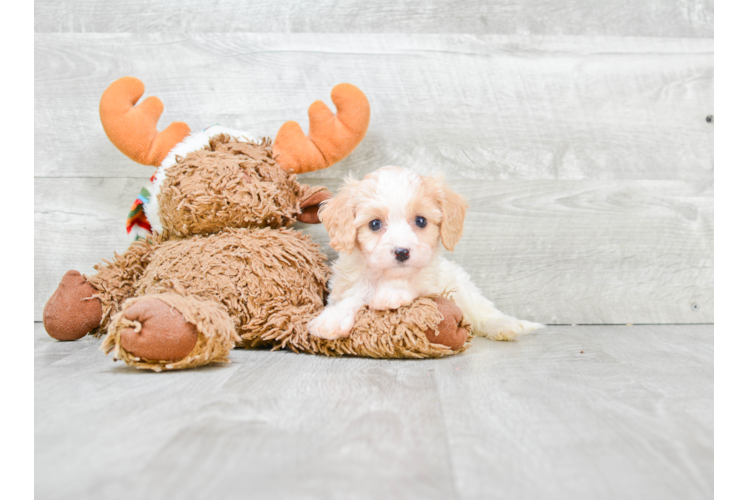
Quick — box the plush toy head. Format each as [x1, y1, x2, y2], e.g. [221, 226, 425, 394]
[154, 136, 308, 237]
[99, 77, 370, 239]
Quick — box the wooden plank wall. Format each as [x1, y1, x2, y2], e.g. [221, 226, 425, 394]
[34, 3, 714, 325]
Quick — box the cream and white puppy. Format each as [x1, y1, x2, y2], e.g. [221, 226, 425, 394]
[308, 166, 542, 341]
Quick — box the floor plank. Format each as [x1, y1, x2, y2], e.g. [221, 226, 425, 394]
[34, 323, 713, 500]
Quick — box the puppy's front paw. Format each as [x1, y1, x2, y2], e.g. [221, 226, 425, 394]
[369, 289, 415, 311]
[481, 317, 544, 341]
[308, 307, 356, 340]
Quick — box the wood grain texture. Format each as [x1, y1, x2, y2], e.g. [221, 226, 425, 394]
[34, 323, 713, 500]
[34, 33, 714, 324]
[35, 34, 713, 181]
[34, 177, 142, 317]
[34, 0, 714, 37]
[34, 176, 713, 324]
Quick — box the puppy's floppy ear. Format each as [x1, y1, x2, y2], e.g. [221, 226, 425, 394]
[425, 174, 468, 252]
[319, 178, 359, 253]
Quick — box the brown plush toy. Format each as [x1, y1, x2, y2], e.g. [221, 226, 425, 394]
[43, 77, 472, 371]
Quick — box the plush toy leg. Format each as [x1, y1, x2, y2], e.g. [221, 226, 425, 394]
[101, 293, 241, 372]
[85, 235, 160, 332]
[296, 295, 472, 358]
[43, 270, 103, 341]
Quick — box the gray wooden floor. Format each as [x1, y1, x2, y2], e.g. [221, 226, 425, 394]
[34, 323, 713, 500]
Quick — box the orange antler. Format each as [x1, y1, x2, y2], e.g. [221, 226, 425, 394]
[274, 83, 370, 174]
[99, 77, 191, 166]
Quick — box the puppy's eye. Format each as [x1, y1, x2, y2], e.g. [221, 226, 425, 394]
[415, 216, 427, 228]
[369, 219, 382, 231]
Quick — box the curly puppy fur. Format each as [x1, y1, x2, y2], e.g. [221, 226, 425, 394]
[310, 166, 543, 342]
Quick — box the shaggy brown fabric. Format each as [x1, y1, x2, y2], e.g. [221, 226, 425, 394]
[134, 227, 329, 348]
[43, 270, 103, 341]
[56, 133, 474, 368]
[102, 293, 240, 372]
[49, 89, 477, 367]
[158, 135, 310, 237]
[85, 235, 161, 335]
[267, 296, 473, 359]
[95, 226, 471, 366]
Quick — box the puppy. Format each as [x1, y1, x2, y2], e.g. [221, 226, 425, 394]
[308, 166, 542, 341]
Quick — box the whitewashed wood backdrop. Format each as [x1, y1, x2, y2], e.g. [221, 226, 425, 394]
[34, 2, 714, 325]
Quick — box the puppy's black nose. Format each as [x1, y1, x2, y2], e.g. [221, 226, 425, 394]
[394, 248, 410, 262]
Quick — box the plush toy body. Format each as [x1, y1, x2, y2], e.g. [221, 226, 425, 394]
[43, 77, 471, 371]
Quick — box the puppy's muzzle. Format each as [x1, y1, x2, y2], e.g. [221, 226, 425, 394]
[394, 248, 410, 262]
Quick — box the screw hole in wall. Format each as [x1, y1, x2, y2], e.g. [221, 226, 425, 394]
[706, 115, 713, 123]
[691, 303, 700, 312]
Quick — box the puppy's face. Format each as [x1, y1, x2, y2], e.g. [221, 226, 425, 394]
[320, 166, 468, 278]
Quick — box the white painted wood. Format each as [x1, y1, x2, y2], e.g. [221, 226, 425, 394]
[34, 176, 713, 324]
[34, 323, 713, 500]
[34, 177, 142, 318]
[33, 34, 714, 324]
[34, 34, 713, 181]
[34, 0, 714, 38]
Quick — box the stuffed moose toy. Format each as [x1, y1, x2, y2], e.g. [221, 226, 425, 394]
[42, 77, 471, 371]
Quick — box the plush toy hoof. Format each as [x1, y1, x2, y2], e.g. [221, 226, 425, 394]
[426, 297, 469, 351]
[43, 270, 103, 341]
[119, 298, 199, 362]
